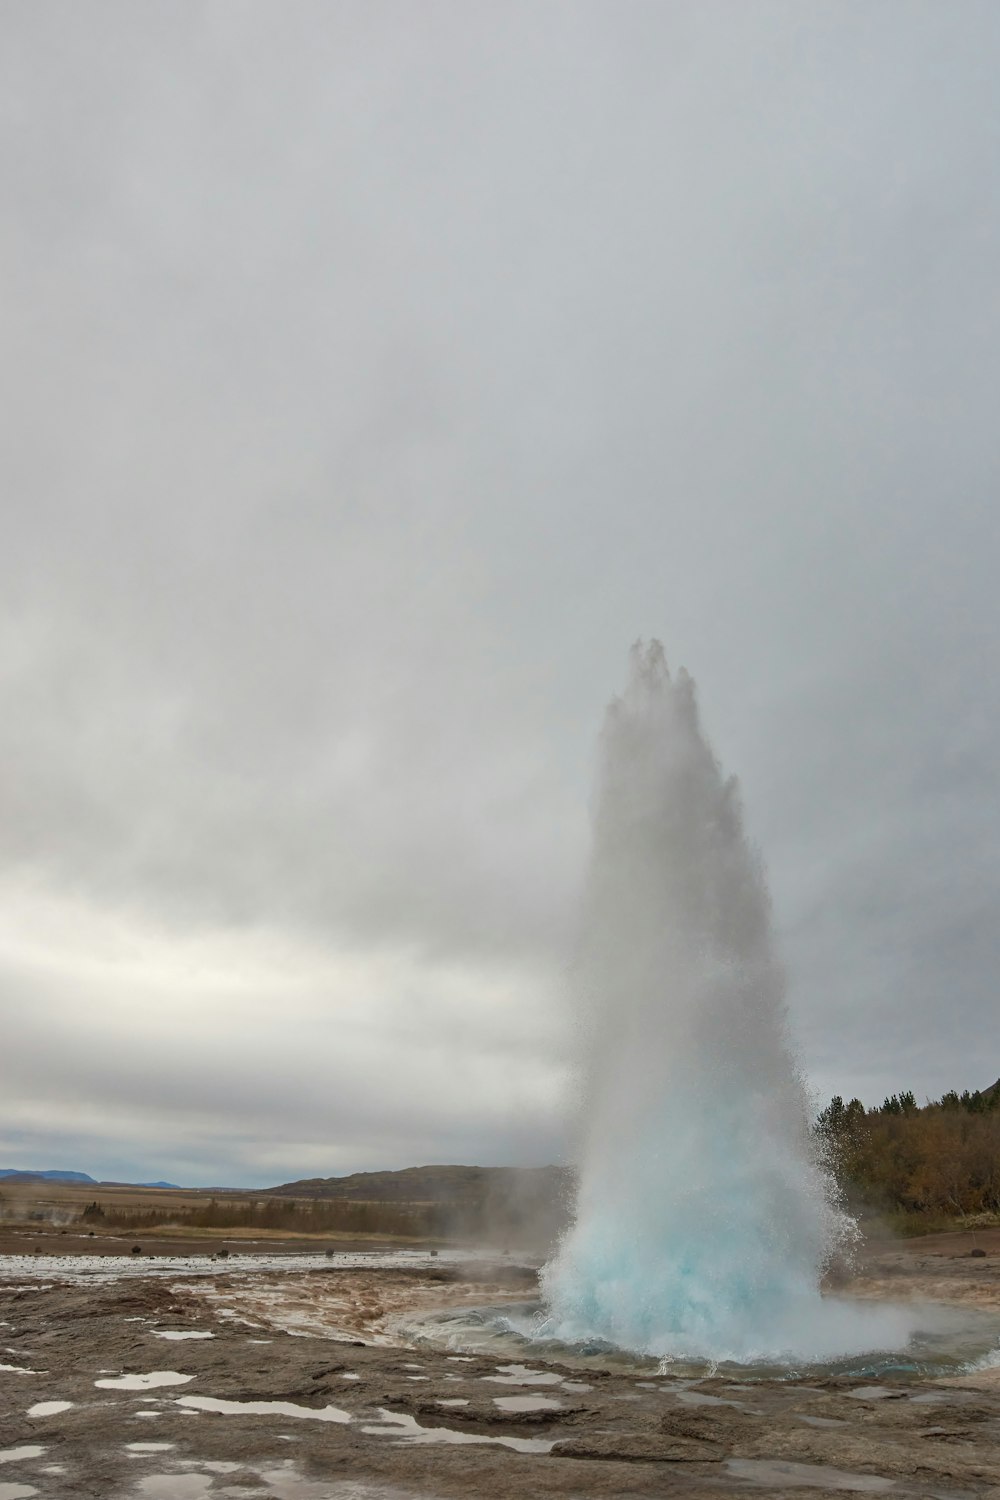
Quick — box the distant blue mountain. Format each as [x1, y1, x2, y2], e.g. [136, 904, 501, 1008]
[0, 1169, 97, 1183]
[0, 1169, 182, 1188]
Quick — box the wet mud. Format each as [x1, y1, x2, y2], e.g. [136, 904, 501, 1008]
[2, 1242, 1000, 1499]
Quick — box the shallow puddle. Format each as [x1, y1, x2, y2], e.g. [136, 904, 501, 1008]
[493, 1394, 562, 1413]
[96, 1371, 193, 1390]
[126, 1442, 176, 1453]
[727, 1458, 893, 1492]
[138, 1468, 425, 1500]
[0, 1484, 38, 1500]
[137, 1478, 212, 1500]
[176, 1394, 352, 1423]
[675, 1389, 736, 1406]
[362, 1408, 555, 1454]
[0, 1453, 44, 1467]
[152, 1330, 215, 1341]
[483, 1363, 563, 1387]
[26, 1401, 72, 1417]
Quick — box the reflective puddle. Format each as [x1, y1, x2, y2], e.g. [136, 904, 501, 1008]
[493, 1394, 563, 1413]
[482, 1363, 563, 1387]
[727, 1459, 893, 1492]
[152, 1331, 215, 1342]
[137, 1479, 211, 1499]
[362, 1408, 555, 1454]
[136, 1467, 425, 1499]
[176, 1395, 352, 1423]
[96, 1371, 193, 1390]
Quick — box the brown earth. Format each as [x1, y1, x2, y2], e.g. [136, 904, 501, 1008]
[0, 1221, 419, 1258]
[2, 1233, 1000, 1498]
[864, 1226, 1000, 1260]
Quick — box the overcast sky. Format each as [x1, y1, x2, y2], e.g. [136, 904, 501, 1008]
[2, 1, 998, 1187]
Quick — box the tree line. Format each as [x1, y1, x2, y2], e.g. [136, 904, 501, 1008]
[816, 1082, 1000, 1222]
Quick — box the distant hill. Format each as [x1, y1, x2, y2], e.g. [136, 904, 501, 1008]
[0, 1169, 97, 1184]
[263, 1163, 568, 1203]
[262, 1163, 571, 1249]
[0, 1170, 180, 1189]
[95, 1179, 182, 1190]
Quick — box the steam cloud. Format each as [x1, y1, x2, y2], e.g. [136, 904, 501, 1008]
[541, 644, 913, 1362]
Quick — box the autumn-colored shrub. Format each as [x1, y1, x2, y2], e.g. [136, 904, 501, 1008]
[817, 1082, 1000, 1217]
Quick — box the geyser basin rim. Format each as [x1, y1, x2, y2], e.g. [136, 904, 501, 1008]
[409, 1294, 1000, 1378]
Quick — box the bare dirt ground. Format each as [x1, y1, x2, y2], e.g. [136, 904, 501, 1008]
[2, 1228, 1000, 1499]
[0, 1222, 423, 1260]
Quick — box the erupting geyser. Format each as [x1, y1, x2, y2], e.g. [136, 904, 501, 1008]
[540, 642, 910, 1364]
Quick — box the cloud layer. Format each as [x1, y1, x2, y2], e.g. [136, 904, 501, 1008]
[2, 2, 998, 1183]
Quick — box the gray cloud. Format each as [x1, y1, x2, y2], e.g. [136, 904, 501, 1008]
[1, 1, 998, 1183]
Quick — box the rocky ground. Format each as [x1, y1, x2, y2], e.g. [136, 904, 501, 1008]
[2, 1233, 1000, 1499]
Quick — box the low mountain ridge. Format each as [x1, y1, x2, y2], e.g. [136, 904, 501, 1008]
[263, 1163, 567, 1202]
[0, 1169, 97, 1184]
[0, 1169, 180, 1188]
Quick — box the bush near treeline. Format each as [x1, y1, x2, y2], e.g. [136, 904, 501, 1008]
[817, 1081, 1000, 1219]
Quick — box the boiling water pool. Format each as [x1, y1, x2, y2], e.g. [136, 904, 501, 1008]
[401, 1298, 1000, 1381]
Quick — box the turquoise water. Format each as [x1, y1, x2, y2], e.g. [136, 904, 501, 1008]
[405, 1297, 1000, 1381]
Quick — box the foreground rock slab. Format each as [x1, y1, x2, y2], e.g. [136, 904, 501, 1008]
[1, 1247, 1000, 1499]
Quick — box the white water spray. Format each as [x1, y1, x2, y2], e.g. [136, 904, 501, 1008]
[541, 643, 912, 1363]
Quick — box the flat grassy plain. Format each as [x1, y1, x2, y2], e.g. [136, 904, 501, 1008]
[0, 1178, 444, 1255]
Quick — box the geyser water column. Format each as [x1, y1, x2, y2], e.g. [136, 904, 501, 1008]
[541, 642, 871, 1363]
